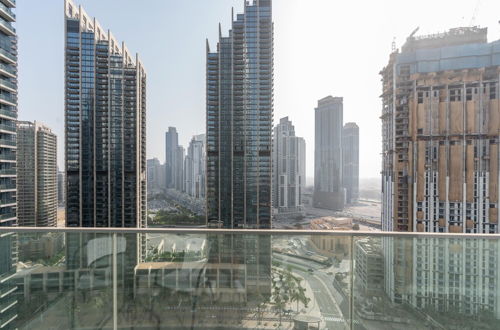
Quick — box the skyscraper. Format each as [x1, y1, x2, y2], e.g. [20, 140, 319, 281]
[380, 27, 500, 318]
[147, 158, 166, 194]
[272, 117, 306, 216]
[342, 122, 359, 205]
[184, 134, 206, 199]
[175, 145, 185, 192]
[206, 0, 274, 229]
[64, 0, 147, 228]
[0, 1, 17, 328]
[380, 27, 500, 233]
[17, 121, 57, 227]
[0, 0, 17, 227]
[165, 127, 178, 189]
[57, 168, 65, 207]
[314, 96, 344, 211]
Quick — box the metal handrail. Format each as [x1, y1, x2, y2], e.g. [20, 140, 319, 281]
[0, 226, 499, 239]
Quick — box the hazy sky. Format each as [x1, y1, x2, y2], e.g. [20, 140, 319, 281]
[17, 0, 500, 181]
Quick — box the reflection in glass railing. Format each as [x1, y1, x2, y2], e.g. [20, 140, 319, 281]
[0, 229, 497, 329]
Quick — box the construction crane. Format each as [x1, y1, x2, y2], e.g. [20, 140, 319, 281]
[469, 0, 482, 27]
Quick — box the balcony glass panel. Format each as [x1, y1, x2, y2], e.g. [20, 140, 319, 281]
[0, 229, 496, 329]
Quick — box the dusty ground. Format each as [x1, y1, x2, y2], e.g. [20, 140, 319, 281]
[344, 200, 381, 222]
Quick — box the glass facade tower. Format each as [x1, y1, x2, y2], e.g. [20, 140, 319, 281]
[206, 0, 273, 229]
[0, 0, 16, 227]
[314, 96, 345, 211]
[0, 2, 17, 328]
[64, 0, 147, 228]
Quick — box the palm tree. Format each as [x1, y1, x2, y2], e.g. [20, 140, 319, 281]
[272, 272, 290, 326]
[290, 280, 309, 313]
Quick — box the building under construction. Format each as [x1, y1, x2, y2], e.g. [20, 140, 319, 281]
[381, 27, 500, 233]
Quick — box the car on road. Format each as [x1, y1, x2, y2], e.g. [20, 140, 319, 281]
[307, 268, 314, 273]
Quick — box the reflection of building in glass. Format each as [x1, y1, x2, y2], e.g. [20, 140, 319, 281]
[383, 237, 500, 322]
[64, 0, 147, 228]
[309, 218, 351, 261]
[354, 237, 383, 296]
[380, 27, 500, 233]
[206, 0, 273, 228]
[14, 232, 139, 329]
[17, 121, 57, 227]
[18, 233, 64, 261]
[134, 262, 247, 303]
[133, 233, 271, 328]
[0, 234, 17, 329]
[272, 117, 306, 217]
[314, 96, 344, 211]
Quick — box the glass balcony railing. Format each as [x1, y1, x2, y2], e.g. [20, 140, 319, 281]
[0, 109, 15, 119]
[0, 48, 15, 63]
[0, 3, 14, 21]
[0, 93, 16, 105]
[0, 124, 15, 132]
[0, 19, 14, 35]
[0, 139, 15, 146]
[0, 228, 498, 330]
[0, 212, 15, 220]
[0, 168, 15, 175]
[0, 63, 15, 76]
[0, 78, 15, 91]
[0, 153, 15, 161]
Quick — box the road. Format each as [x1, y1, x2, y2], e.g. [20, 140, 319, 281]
[273, 252, 361, 330]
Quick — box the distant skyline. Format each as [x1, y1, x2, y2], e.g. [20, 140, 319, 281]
[16, 0, 500, 180]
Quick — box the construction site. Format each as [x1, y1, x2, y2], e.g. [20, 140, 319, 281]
[381, 26, 500, 233]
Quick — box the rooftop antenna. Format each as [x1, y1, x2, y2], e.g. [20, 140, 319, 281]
[469, 0, 482, 27]
[391, 37, 396, 52]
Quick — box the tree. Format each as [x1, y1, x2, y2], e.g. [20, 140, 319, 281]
[290, 279, 310, 313]
[272, 271, 290, 326]
[272, 266, 311, 326]
[255, 292, 269, 324]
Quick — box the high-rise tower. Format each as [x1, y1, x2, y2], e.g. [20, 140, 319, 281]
[206, 0, 274, 228]
[165, 127, 179, 189]
[381, 27, 500, 233]
[380, 28, 500, 317]
[17, 121, 57, 227]
[64, 0, 147, 227]
[0, 0, 16, 227]
[272, 117, 306, 216]
[314, 96, 344, 211]
[0, 1, 17, 328]
[185, 134, 205, 199]
[342, 122, 359, 205]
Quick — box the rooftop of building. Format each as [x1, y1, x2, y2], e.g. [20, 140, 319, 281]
[394, 26, 500, 73]
[317, 95, 343, 107]
[344, 122, 359, 129]
[17, 120, 54, 134]
[355, 237, 382, 256]
[401, 26, 488, 53]
[64, 0, 143, 69]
